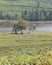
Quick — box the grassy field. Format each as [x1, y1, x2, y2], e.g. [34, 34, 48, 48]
[0, 32, 52, 65]
[0, 32, 52, 46]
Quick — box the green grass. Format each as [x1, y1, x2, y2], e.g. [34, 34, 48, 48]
[0, 32, 52, 64]
[0, 32, 52, 48]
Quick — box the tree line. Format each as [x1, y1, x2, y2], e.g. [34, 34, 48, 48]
[21, 9, 52, 21]
[0, 9, 52, 21]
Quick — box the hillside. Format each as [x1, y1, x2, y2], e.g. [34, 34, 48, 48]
[0, 1, 52, 9]
[0, 0, 52, 4]
[0, 0, 52, 8]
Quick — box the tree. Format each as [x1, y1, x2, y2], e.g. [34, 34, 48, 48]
[15, 14, 18, 20]
[21, 10, 28, 20]
[0, 11, 4, 19]
[49, 10, 52, 20]
[35, 1, 40, 21]
[29, 9, 35, 21]
[6, 10, 15, 20]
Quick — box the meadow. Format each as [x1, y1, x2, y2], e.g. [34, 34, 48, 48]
[0, 32, 52, 65]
